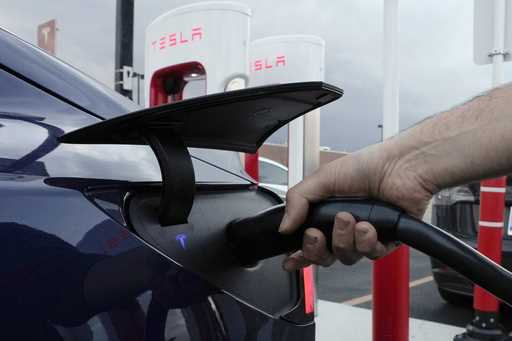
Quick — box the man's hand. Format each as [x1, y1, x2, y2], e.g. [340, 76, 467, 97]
[279, 143, 434, 271]
[279, 83, 512, 271]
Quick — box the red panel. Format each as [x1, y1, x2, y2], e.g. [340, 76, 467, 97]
[244, 152, 259, 181]
[303, 265, 316, 314]
[37, 19, 56, 55]
[474, 228, 503, 311]
[148, 61, 205, 107]
[373, 245, 409, 341]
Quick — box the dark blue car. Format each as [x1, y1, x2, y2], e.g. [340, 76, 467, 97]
[0, 27, 337, 340]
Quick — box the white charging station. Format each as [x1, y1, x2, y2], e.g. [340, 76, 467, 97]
[145, 2, 251, 106]
[250, 35, 325, 186]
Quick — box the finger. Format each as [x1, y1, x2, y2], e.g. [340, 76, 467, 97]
[332, 212, 363, 265]
[279, 167, 334, 234]
[302, 228, 336, 266]
[279, 188, 309, 234]
[283, 250, 312, 271]
[354, 221, 389, 260]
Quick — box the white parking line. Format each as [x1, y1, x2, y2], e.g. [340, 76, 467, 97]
[341, 275, 434, 306]
[341, 293, 373, 306]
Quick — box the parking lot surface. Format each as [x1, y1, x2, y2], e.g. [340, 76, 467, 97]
[317, 248, 512, 331]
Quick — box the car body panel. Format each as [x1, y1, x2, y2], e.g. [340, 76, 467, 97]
[59, 82, 342, 154]
[0, 29, 314, 340]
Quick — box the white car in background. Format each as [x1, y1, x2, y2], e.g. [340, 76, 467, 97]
[259, 157, 288, 198]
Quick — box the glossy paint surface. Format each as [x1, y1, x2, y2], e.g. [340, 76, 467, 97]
[0, 30, 313, 340]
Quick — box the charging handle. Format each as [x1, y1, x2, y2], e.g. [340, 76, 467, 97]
[227, 197, 512, 307]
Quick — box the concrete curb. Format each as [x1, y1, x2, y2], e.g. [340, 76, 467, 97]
[316, 300, 464, 340]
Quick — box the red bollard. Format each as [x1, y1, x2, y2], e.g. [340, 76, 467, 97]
[373, 245, 410, 341]
[244, 152, 259, 181]
[455, 177, 508, 341]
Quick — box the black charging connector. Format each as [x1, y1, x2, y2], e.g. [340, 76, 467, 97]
[227, 197, 512, 307]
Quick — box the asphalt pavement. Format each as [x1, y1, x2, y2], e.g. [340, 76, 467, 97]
[316, 248, 512, 331]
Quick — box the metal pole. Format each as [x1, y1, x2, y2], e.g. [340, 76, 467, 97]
[137, 74, 141, 105]
[303, 109, 321, 178]
[303, 108, 321, 317]
[373, 1, 409, 341]
[381, 0, 400, 139]
[288, 117, 305, 187]
[492, 0, 505, 86]
[456, 1, 508, 340]
[114, 0, 134, 99]
[457, 1, 508, 340]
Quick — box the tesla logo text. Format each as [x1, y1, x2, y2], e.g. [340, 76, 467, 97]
[41, 27, 51, 44]
[151, 27, 203, 52]
[251, 55, 286, 72]
[176, 233, 188, 250]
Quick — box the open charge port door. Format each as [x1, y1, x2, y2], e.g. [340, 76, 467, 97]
[59, 82, 343, 320]
[128, 186, 300, 317]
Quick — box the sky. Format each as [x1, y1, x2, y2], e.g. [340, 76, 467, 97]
[0, 0, 510, 152]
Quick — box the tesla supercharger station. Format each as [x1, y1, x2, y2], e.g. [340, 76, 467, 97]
[144, 2, 250, 107]
[250, 35, 325, 315]
[250, 35, 324, 187]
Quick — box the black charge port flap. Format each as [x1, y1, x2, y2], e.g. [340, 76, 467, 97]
[59, 81, 343, 226]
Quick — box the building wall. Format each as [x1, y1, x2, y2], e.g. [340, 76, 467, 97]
[259, 143, 347, 167]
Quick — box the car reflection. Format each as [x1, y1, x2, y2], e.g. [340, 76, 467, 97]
[0, 112, 62, 175]
[0, 112, 248, 184]
[0, 221, 216, 340]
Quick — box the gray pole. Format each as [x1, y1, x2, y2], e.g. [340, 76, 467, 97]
[114, 0, 134, 99]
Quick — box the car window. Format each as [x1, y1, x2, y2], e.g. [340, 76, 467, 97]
[259, 160, 287, 185]
[0, 68, 249, 184]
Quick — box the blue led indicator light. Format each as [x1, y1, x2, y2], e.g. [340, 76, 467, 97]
[176, 233, 188, 250]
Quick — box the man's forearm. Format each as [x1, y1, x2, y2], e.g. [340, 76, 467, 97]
[386, 83, 512, 192]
